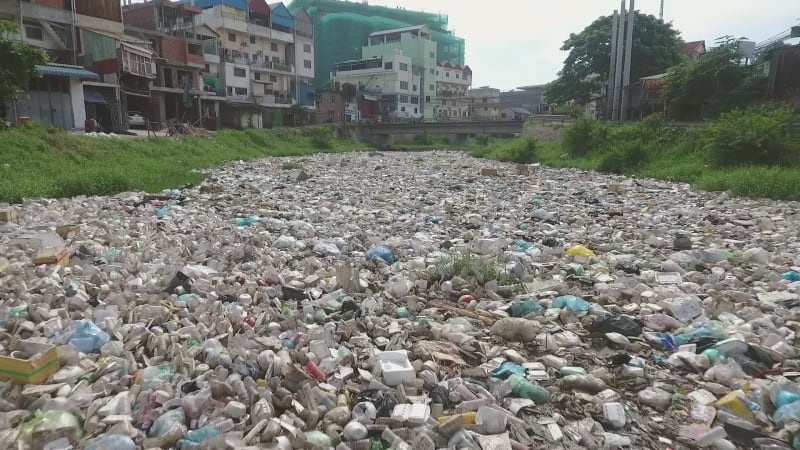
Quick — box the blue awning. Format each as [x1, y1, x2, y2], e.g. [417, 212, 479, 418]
[36, 64, 100, 81]
[83, 89, 107, 104]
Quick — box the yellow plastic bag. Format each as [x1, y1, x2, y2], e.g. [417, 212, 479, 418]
[566, 245, 596, 258]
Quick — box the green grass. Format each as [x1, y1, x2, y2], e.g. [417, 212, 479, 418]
[0, 125, 367, 203]
[468, 136, 539, 163]
[471, 125, 800, 201]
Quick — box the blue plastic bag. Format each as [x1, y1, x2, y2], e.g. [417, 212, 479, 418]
[783, 271, 800, 282]
[552, 295, 591, 312]
[69, 320, 110, 353]
[513, 240, 534, 252]
[179, 427, 221, 449]
[511, 300, 544, 317]
[366, 246, 395, 264]
[491, 361, 526, 379]
[234, 216, 260, 227]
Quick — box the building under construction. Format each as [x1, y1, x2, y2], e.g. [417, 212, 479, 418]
[288, 0, 465, 86]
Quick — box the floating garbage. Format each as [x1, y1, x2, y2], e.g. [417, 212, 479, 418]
[0, 151, 798, 449]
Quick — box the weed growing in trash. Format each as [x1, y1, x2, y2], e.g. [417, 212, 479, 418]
[432, 249, 519, 287]
[280, 161, 304, 170]
[0, 125, 368, 203]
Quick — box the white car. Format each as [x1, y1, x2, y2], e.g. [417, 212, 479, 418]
[128, 111, 146, 128]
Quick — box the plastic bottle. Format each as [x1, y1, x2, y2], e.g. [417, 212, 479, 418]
[507, 374, 550, 404]
[306, 360, 327, 382]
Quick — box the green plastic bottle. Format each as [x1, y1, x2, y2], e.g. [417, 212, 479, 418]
[508, 374, 550, 404]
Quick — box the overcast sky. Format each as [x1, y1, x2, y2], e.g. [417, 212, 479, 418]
[368, 0, 799, 90]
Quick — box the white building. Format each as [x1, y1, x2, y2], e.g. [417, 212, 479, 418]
[331, 50, 422, 119]
[436, 62, 472, 119]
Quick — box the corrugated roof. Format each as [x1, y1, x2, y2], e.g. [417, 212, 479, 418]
[682, 40, 705, 56]
[249, 0, 270, 16]
[177, 0, 247, 10]
[36, 64, 100, 81]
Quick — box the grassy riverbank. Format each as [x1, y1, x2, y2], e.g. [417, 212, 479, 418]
[0, 125, 366, 203]
[470, 111, 800, 201]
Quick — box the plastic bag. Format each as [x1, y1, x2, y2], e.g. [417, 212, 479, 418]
[68, 320, 110, 353]
[149, 408, 186, 438]
[490, 362, 526, 379]
[234, 216, 260, 227]
[85, 435, 136, 450]
[20, 410, 82, 449]
[354, 389, 397, 418]
[586, 314, 642, 337]
[510, 300, 544, 317]
[179, 427, 221, 449]
[552, 295, 591, 312]
[138, 363, 175, 390]
[566, 245, 596, 258]
[490, 318, 539, 342]
[366, 246, 396, 264]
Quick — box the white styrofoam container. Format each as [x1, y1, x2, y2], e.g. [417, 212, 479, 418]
[376, 350, 415, 386]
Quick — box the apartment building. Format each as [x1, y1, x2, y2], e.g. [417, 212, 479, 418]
[0, 0, 154, 131]
[436, 62, 472, 119]
[361, 25, 438, 119]
[468, 86, 501, 119]
[189, 0, 313, 128]
[123, 0, 210, 128]
[331, 50, 421, 120]
[290, 7, 315, 108]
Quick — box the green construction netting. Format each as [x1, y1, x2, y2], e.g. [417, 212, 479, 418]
[289, 0, 465, 86]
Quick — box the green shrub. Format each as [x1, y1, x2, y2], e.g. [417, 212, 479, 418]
[704, 106, 798, 167]
[473, 134, 490, 146]
[597, 140, 650, 174]
[309, 126, 333, 149]
[562, 116, 607, 156]
[507, 137, 539, 164]
[412, 134, 433, 145]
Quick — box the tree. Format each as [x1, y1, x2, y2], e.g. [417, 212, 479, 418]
[340, 82, 357, 103]
[664, 37, 767, 120]
[544, 13, 683, 106]
[0, 20, 49, 101]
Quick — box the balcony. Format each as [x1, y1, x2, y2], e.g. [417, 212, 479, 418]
[224, 55, 250, 66]
[250, 59, 294, 74]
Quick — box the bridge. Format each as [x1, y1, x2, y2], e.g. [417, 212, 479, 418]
[353, 120, 529, 146]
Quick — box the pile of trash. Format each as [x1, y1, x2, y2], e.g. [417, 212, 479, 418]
[0, 150, 799, 450]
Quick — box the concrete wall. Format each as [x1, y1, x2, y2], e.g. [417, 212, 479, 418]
[522, 124, 564, 142]
[71, 79, 86, 129]
[122, 5, 157, 29]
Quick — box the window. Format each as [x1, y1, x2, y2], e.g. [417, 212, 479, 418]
[25, 25, 43, 40]
[188, 43, 202, 55]
[228, 33, 236, 42]
[429, 84, 434, 91]
[399, 63, 408, 71]
[272, 57, 280, 64]
[455, 73, 460, 79]
[436, 70, 439, 75]
[414, 107, 418, 114]
[123, 50, 152, 77]
[249, 36, 255, 44]
[399, 81, 408, 90]
[445, 72, 450, 78]
[233, 68, 246, 77]
[482, 98, 487, 104]
[227, 86, 233, 95]
[254, 73, 261, 80]
[303, 43, 311, 53]
[204, 64, 209, 72]
[412, 84, 417, 92]
[235, 87, 247, 96]
[429, 68, 434, 75]
[399, 95, 409, 103]
[429, 51, 434, 58]
[304, 60, 312, 69]
[269, 75, 277, 82]
[271, 42, 278, 51]
[425, 96, 430, 103]
[411, 96, 418, 104]
[384, 62, 393, 70]
[401, 106, 406, 112]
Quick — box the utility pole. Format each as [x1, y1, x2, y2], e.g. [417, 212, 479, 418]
[607, 9, 619, 120]
[611, 0, 626, 121]
[660, 0, 664, 21]
[621, 0, 635, 121]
